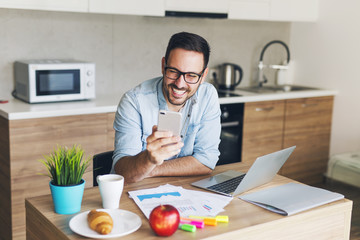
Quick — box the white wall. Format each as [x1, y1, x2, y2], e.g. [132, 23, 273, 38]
[290, 0, 360, 155]
[0, 8, 290, 100]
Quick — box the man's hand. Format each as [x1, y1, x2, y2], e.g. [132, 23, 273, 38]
[146, 125, 184, 165]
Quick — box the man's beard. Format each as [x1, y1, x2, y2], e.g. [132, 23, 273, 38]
[164, 83, 190, 106]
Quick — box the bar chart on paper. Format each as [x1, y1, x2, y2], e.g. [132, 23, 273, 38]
[128, 184, 233, 218]
[177, 205, 197, 213]
[137, 192, 181, 201]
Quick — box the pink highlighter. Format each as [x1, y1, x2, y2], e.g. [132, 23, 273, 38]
[179, 218, 205, 228]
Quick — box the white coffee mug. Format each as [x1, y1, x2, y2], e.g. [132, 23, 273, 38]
[97, 174, 124, 209]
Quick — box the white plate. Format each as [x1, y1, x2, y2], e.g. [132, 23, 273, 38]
[69, 209, 142, 239]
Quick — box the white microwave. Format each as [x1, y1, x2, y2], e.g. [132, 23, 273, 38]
[14, 59, 95, 103]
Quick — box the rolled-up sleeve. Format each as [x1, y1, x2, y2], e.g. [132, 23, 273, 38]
[112, 92, 143, 171]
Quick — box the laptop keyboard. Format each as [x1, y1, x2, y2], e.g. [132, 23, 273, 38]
[207, 174, 246, 194]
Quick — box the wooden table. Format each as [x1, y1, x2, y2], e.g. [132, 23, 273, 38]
[26, 163, 352, 240]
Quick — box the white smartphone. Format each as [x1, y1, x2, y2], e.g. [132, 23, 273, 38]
[157, 110, 182, 136]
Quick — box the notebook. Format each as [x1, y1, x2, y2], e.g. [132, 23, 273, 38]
[239, 182, 344, 216]
[191, 146, 296, 197]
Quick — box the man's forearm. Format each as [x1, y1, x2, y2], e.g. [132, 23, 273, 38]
[114, 151, 156, 183]
[149, 156, 212, 177]
[115, 152, 213, 183]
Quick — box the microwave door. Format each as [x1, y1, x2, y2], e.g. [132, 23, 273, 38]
[32, 69, 82, 102]
[36, 69, 81, 95]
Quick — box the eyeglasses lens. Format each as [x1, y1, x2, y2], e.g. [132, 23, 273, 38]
[165, 68, 200, 84]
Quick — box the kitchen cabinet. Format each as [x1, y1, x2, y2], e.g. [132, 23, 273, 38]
[270, 0, 318, 22]
[0, 0, 165, 16]
[242, 100, 285, 164]
[0, 0, 318, 22]
[281, 97, 333, 184]
[166, 0, 318, 22]
[89, 0, 164, 16]
[0, 112, 115, 240]
[165, 0, 227, 14]
[241, 96, 333, 185]
[0, 0, 88, 13]
[228, 0, 318, 22]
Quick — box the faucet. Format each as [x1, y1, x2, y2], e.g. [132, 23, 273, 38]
[257, 40, 290, 87]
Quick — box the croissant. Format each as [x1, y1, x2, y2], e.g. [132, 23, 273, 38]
[87, 209, 113, 235]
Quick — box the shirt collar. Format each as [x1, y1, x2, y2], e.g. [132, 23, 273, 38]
[157, 77, 168, 110]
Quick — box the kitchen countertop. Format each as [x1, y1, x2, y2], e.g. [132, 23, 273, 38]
[218, 87, 338, 104]
[0, 87, 338, 120]
[0, 95, 122, 120]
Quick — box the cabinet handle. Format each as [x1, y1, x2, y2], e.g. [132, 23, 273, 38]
[221, 121, 240, 127]
[301, 103, 318, 108]
[255, 107, 274, 112]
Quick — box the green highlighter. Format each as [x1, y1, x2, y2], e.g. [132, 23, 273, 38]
[179, 223, 196, 232]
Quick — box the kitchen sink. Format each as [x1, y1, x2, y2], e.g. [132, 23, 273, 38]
[238, 85, 319, 93]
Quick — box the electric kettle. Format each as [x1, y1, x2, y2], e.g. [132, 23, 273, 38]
[214, 63, 243, 90]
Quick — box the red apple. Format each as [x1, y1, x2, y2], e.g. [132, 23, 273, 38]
[149, 204, 180, 236]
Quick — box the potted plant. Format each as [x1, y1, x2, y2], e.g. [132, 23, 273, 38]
[39, 144, 91, 214]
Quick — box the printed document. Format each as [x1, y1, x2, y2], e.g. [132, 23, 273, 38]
[128, 184, 233, 218]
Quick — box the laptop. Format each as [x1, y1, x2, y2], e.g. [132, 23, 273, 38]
[191, 146, 296, 197]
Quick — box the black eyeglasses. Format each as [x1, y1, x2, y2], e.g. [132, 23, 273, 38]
[164, 66, 205, 84]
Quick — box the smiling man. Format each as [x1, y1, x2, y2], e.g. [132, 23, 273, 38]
[112, 32, 221, 183]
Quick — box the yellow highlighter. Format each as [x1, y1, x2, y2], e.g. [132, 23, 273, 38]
[215, 215, 229, 223]
[188, 215, 229, 224]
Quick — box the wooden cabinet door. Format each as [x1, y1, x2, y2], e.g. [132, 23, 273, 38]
[8, 113, 111, 240]
[242, 100, 285, 165]
[106, 112, 116, 150]
[280, 96, 334, 184]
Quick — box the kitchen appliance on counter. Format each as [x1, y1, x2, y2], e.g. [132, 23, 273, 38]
[13, 59, 95, 103]
[213, 63, 243, 90]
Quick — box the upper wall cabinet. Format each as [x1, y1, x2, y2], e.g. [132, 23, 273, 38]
[228, 0, 318, 22]
[89, 0, 164, 16]
[0, 0, 318, 22]
[165, 0, 228, 14]
[0, 0, 88, 13]
[270, 0, 318, 22]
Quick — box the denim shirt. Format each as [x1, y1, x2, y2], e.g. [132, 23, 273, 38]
[111, 76, 221, 172]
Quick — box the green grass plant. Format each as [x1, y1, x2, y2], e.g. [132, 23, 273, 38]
[39, 145, 91, 186]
